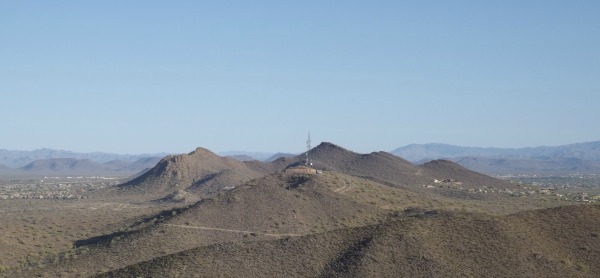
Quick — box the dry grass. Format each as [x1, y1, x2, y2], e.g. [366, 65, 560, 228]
[2, 143, 597, 277]
[97, 205, 600, 278]
[0, 196, 180, 273]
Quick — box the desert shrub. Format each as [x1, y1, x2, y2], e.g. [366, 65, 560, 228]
[576, 262, 589, 272]
[562, 257, 573, 267]
[580, 245, 591, 251]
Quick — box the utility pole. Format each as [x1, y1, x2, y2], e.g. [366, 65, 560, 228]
[306, 131, 311, 167]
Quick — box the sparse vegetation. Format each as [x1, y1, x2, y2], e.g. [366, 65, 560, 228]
[2, 143, 600, 277]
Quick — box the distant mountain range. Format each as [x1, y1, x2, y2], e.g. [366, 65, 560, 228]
[0, 157, 163, 177]
[3, 141, 599, 176]
[0, 148, 166, 177]
[217, 151, 276, 161]
[392, 141, 600, 161]
[391, 141, 600, 174]
[219, 151, 297, 162]
[0, 148, 168, 168]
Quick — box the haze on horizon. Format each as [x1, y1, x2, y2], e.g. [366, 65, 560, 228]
[2, 1, 599, 155]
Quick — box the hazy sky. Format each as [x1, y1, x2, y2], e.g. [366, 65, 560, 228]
[2, 1, 599, 154]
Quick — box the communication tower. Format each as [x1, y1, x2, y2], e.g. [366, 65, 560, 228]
[306, 132, 311, 166]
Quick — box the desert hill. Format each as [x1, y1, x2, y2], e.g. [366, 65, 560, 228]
[22, 172, 394, 276]
[7, 145, 592, 277]
[15, 168, 541, 277]
[3, 143, 597, 277]
[99, 204, 600, 277]
[292, 142, 516, 190]
[117, 142, 517, 202]
[120, 147, 275, 195]
[280, 142, 432, 187]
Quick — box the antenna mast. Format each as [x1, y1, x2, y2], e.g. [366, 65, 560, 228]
[306, 131, 311, 166]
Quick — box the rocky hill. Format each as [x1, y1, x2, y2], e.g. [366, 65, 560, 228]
[99, 204, 600, 277]
[120, 147, 277, 195]
[298, 142, 515, 190]
[23, 172, 392, 276]
[10, 142, 597, 277]
[281, 142, 428, 186]
[117, 142, 516, 201]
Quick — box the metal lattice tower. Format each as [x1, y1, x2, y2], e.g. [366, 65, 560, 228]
[306, 132, 311, 166]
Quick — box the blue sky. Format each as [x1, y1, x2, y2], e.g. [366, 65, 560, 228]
[1, 1, 599, 154]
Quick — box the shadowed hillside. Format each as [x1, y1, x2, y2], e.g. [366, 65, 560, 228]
[6, 142, 595, 277]
[280, 142, 433, 187]
[292, 142, 516, 191]
[98, 204, 600, 278]
[20, 172, 391, 276]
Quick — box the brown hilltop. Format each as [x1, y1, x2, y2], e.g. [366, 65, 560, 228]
[99, 204, 600, 278]
[120, 147, 276, 195]
[283, 142, 426, 186]
[119, 142, 516, 201]
[289, 142, 514, 191]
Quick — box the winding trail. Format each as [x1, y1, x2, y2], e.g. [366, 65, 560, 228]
[162, 224, 301, 237]
[334, 181, 351, 193]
